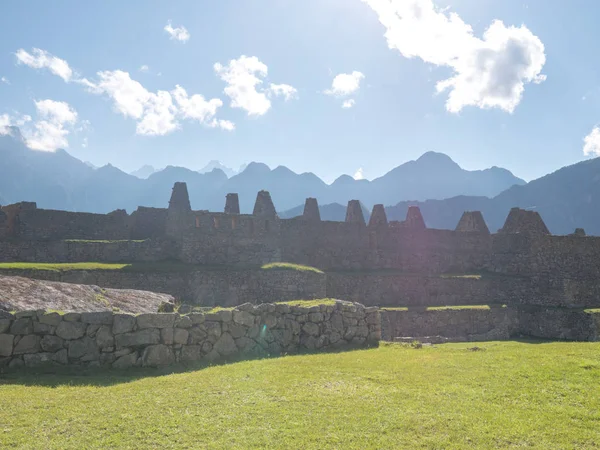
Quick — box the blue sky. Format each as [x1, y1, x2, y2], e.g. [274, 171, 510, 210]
[1, 0, 599, 183]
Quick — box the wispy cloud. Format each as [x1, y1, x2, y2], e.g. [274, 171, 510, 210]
[164, 21, 190, 42]
[15, 48, 73, 82]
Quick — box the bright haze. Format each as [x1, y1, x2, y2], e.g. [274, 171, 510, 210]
[0, 0, 598, 182]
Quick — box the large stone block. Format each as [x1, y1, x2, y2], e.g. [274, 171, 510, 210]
[113, 352, 139, 369]
[33, 322, 54, 335]
[302, 322, 320, 336]
[96, 326, 114, 350]
[13, 335, 41, 354]
[213, 332, 237, 356]
[173, 328, 189, 345]
[137, 313, 177, 329]
[68, 337, 99, 360]
[180, 345, 202, 362]
[113, 314, 136, 335]
[56, 321, 87, 340]
[115, 328, 160, 348]
[10, 318, 33, 335]
[81, 311, 113, 325]
[142, 345, 175, 367]
[39, 312, 62, 327]
[0, 334, 14, 357]
[233, 310, 255, 327]
[188, 325, 208, 344]
[0, 319, 12, 334]
[52, 349, 68, 365]
[41, 335, 64, 352]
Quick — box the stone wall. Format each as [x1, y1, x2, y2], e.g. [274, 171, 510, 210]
[6, 206, 131, 241]
[129, 207, 168, 240]
[517, 307, 600, 341]
[0, 301, 381, 371]
[325, 272, 600, 308]
[380, 306, 600, 342]
[380, 307, 518, 342]
[0, 268, 327, 306]
[0, 239, 176, 263]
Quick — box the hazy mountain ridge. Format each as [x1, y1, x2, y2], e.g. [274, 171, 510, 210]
[1, 128, 525, 218]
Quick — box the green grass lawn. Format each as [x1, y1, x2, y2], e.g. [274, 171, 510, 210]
[2, 341, 600, 449]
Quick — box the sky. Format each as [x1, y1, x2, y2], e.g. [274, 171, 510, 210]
[1, 0, 600, 183]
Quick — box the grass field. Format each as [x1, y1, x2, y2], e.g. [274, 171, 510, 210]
[1, 341, 600, 449]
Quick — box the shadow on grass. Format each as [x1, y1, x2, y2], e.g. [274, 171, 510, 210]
[0, 344, 376, 388]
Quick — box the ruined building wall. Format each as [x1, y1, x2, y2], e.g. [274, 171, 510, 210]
[0, 209, 7, 240]
[177, 212, 282, 266]
[2, 204, 131, 241]
[129, 207, 168, 240]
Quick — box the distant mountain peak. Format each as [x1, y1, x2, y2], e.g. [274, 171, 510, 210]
[242, 162, 271, 174]
[415, 151, 460, 168]
[130, 165, 156, 179]
[198, 160, 237, 178]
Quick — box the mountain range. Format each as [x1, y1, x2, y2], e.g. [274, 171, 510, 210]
[2, 125, 598, 234]
[0, 126, 524, 214]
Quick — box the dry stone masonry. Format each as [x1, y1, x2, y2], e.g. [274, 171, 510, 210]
[2, 182, 600, 343]
[0, 301, 380, 371]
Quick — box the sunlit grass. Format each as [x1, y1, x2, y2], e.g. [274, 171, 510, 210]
[261, 262, 324, 274]
[1, 341, 600, 448]
[0, 262, 130, 272]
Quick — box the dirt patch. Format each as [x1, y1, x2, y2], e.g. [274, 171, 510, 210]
[0, 275, 174, 313]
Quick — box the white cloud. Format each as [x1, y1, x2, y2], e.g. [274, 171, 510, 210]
[583, 127, 600, 157]
[342, 99, 356, 109]
[139, 65, 149, 73]
[214, 56, 297, 116]
[25, 99, 78, 151]
[0, 114, 12, 135]
[172, 85, 234, 131]
[15, 48, 73, 82]
[353, 167, 365, 180]
[1, 77, 9, 85]
[325, 71, 365, 97]
[362, 0, 546, 113]
[268, 83, 298, 101]
[214, 56, 271, 116]
[164, 21, 190, 42]
[87, 70, 179, 136]
[15, 48, 237, 135]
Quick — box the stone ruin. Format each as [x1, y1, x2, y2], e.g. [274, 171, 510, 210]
[1, 181, 600, 368]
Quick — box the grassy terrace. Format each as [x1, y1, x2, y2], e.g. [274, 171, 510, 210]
[382, 304, 507, 311]
[2, 341, 600, 448]
[0, 261, 325, 274]
[260, 262, 324, 274]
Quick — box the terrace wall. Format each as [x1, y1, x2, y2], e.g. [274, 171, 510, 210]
[0, 301, 381, 371]
[0, 268, 327, 306]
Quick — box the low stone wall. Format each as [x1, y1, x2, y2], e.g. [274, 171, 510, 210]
[0, 301, 380, 371]
[0, 268, 327, 306]
[380, 306, 600, 342]
[518, 308, 600, 341]
[326, 272, 600, 308]
[380, 307, 518, 342]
